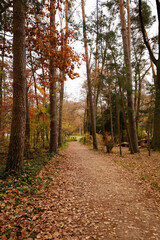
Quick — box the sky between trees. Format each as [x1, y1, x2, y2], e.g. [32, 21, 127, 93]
[65, 0, 157, 102]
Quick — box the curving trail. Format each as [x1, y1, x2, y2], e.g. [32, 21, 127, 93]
[35, 142, 160, 240]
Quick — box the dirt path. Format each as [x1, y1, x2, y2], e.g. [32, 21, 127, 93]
[35, 142, 160, 240]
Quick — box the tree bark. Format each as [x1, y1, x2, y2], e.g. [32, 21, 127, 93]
[127, 0, 131, 61]
[6, 0, 26, 174]
[25, 86, 30, 157]
[139, 0, 160, 150]
[108, 85, 114, 144]
[94, 0, 99, 110]
[153, 64, 160, 150]
[58, 80, 64, 147]
[0, 30, 5, 135]
[81, 0, 98, 149]
[58, 0, 68, 147]
[49, 0, 57, 153]
[30, 50, 38, 108]
[119, 0, 139, 153]
[116, 88, 122, 156]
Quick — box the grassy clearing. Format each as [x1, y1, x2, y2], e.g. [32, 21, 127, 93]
[65, 135, 83, 142]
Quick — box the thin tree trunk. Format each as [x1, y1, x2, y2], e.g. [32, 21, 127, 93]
[30, 50, 39, 146]
[81, 0, 98, 149]
[94, 0, 99, 111]
[49, 0, 57, 153]
[116, 88, 122, 156]
[108, 85, 114, 144]
[25, 86, 30, 157]
[136, 66, 142, 128]
[119, 0, 139, 153]
[83, 111, 86, 135]
[58, 0, 68, 147]
[6, 0, 26, 174]
[30, 50, 38, 108]
[58, 80, 64, 147]
[42, 113, 45, 148]
[41, 55, 46, 148]
[0, 30, 5, 135]
[127, 0, 131, 61]
[96, 43, 107, 107]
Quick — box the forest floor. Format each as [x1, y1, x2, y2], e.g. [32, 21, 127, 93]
[1, 141, 160, 240]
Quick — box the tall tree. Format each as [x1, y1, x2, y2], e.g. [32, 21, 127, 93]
[5, 0, 26, 173]
[139, 0, 160, 150]
[49, 0, 57, 153]
[81, 0, 98, 149]
[94, 0, 99, 109]
[58, 0, 68, 147]
[118, 0, 139, 153]
[0, 31, 5, 134]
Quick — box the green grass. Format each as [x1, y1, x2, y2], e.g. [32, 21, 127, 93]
[65, 135, 83, 142]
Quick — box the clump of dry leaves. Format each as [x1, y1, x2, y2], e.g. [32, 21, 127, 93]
[0, 152, 59, 240]
[111, 147, 160, 192]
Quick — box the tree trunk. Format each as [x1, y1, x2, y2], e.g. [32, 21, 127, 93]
[0, 39, 3, 134]
[49, 70, 57, 153]
[139, 0, 160, 150]
[94, 0, 99, 111]
[152, 65, 160, 150]
[30, 50, 38, 108]
[6, 0, 26, 174]
[58, 0, 68, 148]
[0, 30, 5, 136]
[110, 45, 133, 153]
[136, 66, 142, 128]
[116, 89, 122, 156]
[81, 0, 98, 149]
[108, 85, 114, 144]
[58, 80, 64, 147]
[119, 0, 139, 153]
[25, 86, 30, 157]
[49, 0, 57, 153]
[127, 0, 131, 61]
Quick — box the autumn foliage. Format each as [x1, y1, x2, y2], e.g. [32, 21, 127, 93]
[0, 0, 80, 154]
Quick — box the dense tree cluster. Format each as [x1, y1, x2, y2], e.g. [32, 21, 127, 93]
[0, 0, 80, 174]
[0, 0, 159, 174]
[79, 0, 159, 153]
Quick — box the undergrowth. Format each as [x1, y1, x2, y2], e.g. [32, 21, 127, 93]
[0, 149, 53, 201]
[0, 147, 61, 239]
